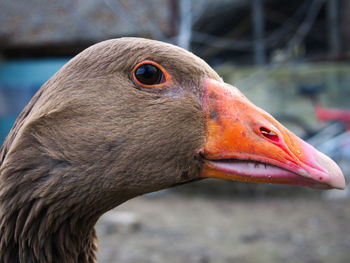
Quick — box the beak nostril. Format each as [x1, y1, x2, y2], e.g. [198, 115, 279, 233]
[260, 127, 280, 143]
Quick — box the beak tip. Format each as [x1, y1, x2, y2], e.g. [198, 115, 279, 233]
[317, 151, 346, 190]
[328, 166, 346, 190]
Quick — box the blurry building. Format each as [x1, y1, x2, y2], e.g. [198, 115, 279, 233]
[1, 0, 349, 63]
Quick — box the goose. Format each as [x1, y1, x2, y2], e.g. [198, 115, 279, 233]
[0, 37, 345, 263]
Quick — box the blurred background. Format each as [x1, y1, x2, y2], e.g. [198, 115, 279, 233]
[0, 0, 349, 262]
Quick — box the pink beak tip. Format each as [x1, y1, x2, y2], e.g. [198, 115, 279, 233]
[317, 151, 346, 190]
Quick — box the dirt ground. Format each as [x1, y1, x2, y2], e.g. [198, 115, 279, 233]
[96, 187, 350, 263]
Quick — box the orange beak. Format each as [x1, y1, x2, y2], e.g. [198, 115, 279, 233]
[200, 79, 346, 190]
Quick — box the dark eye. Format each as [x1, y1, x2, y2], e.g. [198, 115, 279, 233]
[132, 61, 170, 88]
[134, 64, 164, 85]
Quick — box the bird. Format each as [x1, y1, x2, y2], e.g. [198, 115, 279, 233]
[0, 37, 345, 263]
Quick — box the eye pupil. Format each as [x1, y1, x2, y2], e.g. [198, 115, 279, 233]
[134, 64, 164, 86]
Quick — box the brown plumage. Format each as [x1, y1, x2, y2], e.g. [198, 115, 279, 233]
[0, 38, 345, 263]
[0, 38, 219, 262]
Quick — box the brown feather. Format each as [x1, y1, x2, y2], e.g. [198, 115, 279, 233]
[0, 38, 221, 262]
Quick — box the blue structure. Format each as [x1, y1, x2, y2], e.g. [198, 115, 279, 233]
[0, 58, 70, 144]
